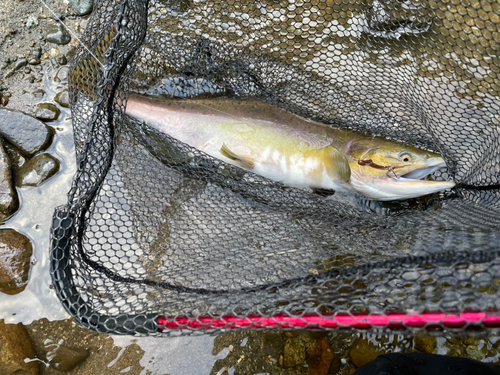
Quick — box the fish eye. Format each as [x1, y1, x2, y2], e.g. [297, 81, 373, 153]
[399, 152, 412, 163]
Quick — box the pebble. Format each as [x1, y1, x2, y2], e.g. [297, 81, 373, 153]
[0, 140, 19, 223]
[4, 70, 15, 78]
[28, 57, 41, 65]
[31, 89, 45, 99]
[54, 90, 69, 107]
[26, 16, 39, 29]
[14, 153, 60, 187]
[54, 66, 69, 82]
[35, 102, 61, 121]
[0, 63, 7, 69]
[0, 109, 54, 156]
[49, 345, 89, 372]
[414, 336, 437, 354]
[52, 13, 65, 21]
[307, 340, 334, 375]
[69, 0, 94, 16]
[349, 337, 388, 368]
[0, 229, 32, 295]
[58, 55, 67, 65]
[0, 321, 38, 374]
[283, 337, 306, 368]
[0, 94, 8, 107]
[45, 23, 71, 45]
[32, 47, 42, 58]
[13, 59, 27, 71]
[466, 345, 485, 361]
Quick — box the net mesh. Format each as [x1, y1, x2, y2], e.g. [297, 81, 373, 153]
[50, 0, 500, 335]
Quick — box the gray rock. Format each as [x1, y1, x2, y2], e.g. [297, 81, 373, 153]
[0, 321, 38, 374]
[35, 103, 60, 121]
[49, 345, 89, 372]
[3, 142, 25, 168]
[14, 153, 60, 187]
[54, 66, 69, 82]
[28, 57, 40, 65]
[54, 90, 69, 107]
[4, 70, 14, 78]
[26, 16, 39, 29]
[45, 23, 71, 45]
[69, 0, 94, 16]
[13, 59, 27, 71]
[0, 140, 19, 222]
[0, 109, 54, 156]
[32, 48, 42, 58]
[0, 63, 8, 69]
[31, 89, 45, 99]
[0, 229, 32, 295]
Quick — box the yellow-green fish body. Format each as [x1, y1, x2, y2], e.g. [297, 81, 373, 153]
[125, 94, 455, 201]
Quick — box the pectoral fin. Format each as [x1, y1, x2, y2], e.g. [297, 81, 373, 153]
[220, 143, 255, 169]
[323, 146, 351, 183]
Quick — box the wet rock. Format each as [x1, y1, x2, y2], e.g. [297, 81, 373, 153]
[13, 59, 27, 71]
[4, 70, 15, 79]
[0, 229, 32, 295]
[58, 55, 67, 65]
[54, 66, 69, 82]
[35, 103, 60, 122]
[49, 345, 89, 372]
[0, 109, 54, 157]
[31, 89, 45, 99]
[69, 0, 94, 16]
[45, 23, 71, 45]
[0, 321, 39, 375]
[349, 337, 388, 368]
[0, 63, 8, 69]
[3, 143, 25, 168]
[414, 336, 437, 354]
[54, 90, 69, 108]
[307, 340, 334, 375]
[0, 140, 18, 222]
[28, 57, 40, 65]
[32, 47, 42, 59]
[1, 94, 8, 107]
[14, 153, 60, 187]
[283, 337, 306, 368]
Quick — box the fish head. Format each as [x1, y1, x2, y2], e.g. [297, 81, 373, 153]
[344, 138, 456, 201]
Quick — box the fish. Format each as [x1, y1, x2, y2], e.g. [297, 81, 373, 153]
[125, 93, 455, 201]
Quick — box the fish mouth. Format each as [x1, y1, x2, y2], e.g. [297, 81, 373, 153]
[394, 162, 447, 181]
[350, 161, 456, 201]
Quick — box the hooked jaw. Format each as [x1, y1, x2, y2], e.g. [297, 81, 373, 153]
[349, 160, 456, 201]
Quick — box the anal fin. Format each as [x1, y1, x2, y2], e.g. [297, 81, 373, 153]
[220, 143, 255, 169]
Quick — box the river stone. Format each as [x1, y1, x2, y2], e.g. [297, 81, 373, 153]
[13, 59, 27, 71]
[414, 336, 437, 354]
[349, 337, 388, 368]
[0, 229, 33, 295]
[49, 345, 89, 372]
[35, 103, 60, 122]
[283, 337, 306, 368]
[45, 23, 71, 45]
[0, 321, 39, 375]
[69, 0, 94, 16]
[0, 140, 18, 223]
[3, 142, 25, 168]
[307, 340, 334, 375]
[14, 153, 60, 187]
[0, 109, 53, 157]
[54, 66, 69, 82]
[54, 90, 69, 107]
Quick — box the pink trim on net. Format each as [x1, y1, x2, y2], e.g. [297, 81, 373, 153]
[156, 311, 500, 331]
